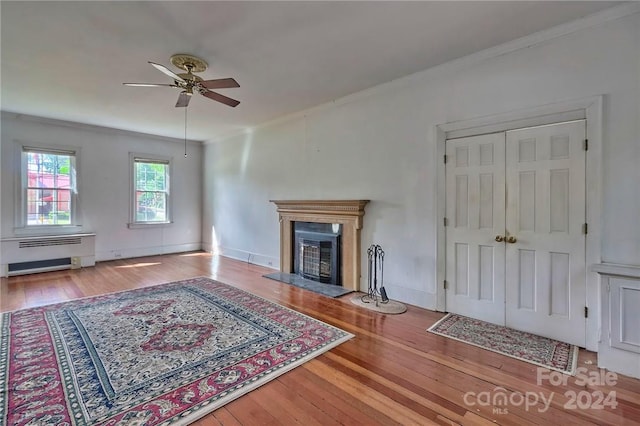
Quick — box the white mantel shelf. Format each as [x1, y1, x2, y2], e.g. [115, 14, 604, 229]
[270, 200, 370, 291]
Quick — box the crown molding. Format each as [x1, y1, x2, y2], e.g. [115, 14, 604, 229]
[1, 111, 203, 146]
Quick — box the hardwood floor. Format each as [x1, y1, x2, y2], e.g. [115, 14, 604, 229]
[2, 252, 639, 425]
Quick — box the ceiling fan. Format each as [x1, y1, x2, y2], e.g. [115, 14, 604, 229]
[123, 54, 240, 108]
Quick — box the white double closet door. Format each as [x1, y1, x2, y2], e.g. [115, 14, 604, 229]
[445, 120, 586, 347]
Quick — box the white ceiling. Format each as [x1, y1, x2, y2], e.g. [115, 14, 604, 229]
[1, 1, 620, 141]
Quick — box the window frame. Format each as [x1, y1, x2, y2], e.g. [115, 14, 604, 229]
[129, 153, 173, 228]
[18, 145, 80, 233]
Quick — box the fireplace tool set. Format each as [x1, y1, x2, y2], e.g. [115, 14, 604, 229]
[363, 244, 389, 306]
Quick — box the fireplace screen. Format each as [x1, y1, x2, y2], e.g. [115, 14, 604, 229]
[293, 222, 341, 285]
[300, 239, 333, 282]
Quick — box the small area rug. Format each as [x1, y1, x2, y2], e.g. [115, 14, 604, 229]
[427, 313, 578, 374]
[263, 272, 353, 298]
[349, 293, 407, 314]
[0, 277, 353, 425]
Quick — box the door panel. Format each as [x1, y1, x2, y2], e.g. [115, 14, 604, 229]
[445, 133, 506, 324]
[504, 120, 586, 346]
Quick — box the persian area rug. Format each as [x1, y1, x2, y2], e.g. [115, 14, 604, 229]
[0, 277, 353, 425]
[427, 313, 578, 375]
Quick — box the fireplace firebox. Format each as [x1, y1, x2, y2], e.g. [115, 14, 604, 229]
[294, 222, 341, 285]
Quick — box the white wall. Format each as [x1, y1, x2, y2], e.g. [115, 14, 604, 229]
[203, 11, 640, 309]
[1, 114, 202, 262]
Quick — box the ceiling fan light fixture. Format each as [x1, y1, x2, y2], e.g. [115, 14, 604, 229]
[125, 54, 240, 108]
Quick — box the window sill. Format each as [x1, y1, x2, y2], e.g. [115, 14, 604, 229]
[127, 221, 173, 229]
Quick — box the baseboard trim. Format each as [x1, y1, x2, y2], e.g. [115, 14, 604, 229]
[218, 246, 278, 270]
[95, 243, 202, 262]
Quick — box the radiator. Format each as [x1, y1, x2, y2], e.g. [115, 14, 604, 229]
[1, 233, 96, 277]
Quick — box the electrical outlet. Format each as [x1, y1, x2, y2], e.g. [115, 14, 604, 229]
[71, 256, 81, 269]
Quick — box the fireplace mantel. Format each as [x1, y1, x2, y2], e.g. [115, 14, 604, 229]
[271, 200, 369, 291]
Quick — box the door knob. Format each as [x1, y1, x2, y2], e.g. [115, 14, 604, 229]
[495, 235, 505, 242]
[506, 236, 517, 243]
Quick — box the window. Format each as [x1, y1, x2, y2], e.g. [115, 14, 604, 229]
[132, 156, 171, 224]
[23, 147, 76, 226]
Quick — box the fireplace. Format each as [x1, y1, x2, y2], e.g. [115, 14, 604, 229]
[294, 222, 341, 285]
[270, 200, 369, 291]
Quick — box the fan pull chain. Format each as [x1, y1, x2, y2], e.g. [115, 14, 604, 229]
[184, 107, 188, 158]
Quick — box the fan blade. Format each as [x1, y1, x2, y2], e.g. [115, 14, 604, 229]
[201, 90, 240, 107]
[123, 83, 176, 87]
[175, 91, 192, 108]
[149, 61, 186, 83]
[200, 78, 240, 90]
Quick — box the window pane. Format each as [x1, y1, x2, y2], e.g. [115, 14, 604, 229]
[153, 194, 167, 221]
[136, 162, 166, 191]
[136, 191, 167, 222]
[27, 188, 43, 225]
[52, 189, 72, 224]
